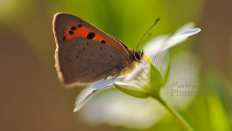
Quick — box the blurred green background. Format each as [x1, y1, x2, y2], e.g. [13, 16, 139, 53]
[0, 0, 232, 131]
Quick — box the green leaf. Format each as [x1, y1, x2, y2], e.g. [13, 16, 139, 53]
[149, 63, 163, 96]
[162, 51, 171, 85]
[114, 83, 150, 98]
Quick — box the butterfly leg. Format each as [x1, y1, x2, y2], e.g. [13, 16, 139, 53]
[113, 68, 126, 79]
[113, 72, 120, 79]
[104, 75, 109, 80]
[104, 67, 125, 80]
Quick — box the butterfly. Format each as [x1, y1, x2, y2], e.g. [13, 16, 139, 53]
[53, 13, 144, 87]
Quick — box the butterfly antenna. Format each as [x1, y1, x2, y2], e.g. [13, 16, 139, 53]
[136, 18, 160, 52]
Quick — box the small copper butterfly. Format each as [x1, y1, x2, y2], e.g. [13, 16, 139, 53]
[53, 13, 144, 87]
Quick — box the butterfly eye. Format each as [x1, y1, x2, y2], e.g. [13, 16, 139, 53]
[134, 51, 141, 61]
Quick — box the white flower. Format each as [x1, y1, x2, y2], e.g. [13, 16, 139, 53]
[73, 23, 201, 129]
[76, 52, 201, 129]
[74, 22, 201, 112]
[77, 89, 167, 129]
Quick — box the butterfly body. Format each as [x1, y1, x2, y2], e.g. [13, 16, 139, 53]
[53, 13, 143, 86]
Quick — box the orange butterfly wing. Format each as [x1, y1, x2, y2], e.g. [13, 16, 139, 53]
[53, 13, 129, 57]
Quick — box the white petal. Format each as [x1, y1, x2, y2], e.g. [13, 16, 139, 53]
[74, 78, 122, 112]
[119, 63, 150, 90]
[174, 22, 195, 35]
[143, 35, 169, 58]
[162, 28, 201, 52]
[151, 50, 167, 72]
[148, 25, 200, 72]
[143, 22, 199, 59]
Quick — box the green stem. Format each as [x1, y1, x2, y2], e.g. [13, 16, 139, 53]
[153, 95, 194, 131]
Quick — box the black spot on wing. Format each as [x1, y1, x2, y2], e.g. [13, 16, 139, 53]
[100, 40, 106, 44]
[69, 31, 74, 35]
[78, 24, 82, 27]
[87, 32, 95, 39]
[71, 27, 76, 30]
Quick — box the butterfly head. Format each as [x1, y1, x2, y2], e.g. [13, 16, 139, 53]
[133, 50, 144, 62]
